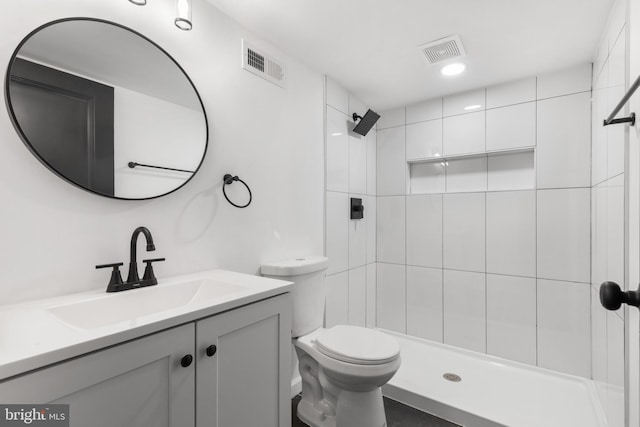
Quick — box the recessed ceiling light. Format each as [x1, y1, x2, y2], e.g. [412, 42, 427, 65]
[441, 63, 466, 76]
[464, 104, 482, 110]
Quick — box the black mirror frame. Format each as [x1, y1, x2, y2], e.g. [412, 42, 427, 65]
[4, 17, 209, 201]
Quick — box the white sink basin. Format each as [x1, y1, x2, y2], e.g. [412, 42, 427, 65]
[0, 269, 292, 381]
[48, 279, 247, 330]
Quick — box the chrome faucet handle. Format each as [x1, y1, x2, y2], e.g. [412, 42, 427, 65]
[142, 258, 166, 285]
[96, 262, 125, 292]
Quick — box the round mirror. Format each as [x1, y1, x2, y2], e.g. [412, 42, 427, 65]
[5, 18, 208, 200]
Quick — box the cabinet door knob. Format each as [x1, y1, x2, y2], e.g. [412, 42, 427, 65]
[206, 345, 217, 357]
[180, 354, 193, 367]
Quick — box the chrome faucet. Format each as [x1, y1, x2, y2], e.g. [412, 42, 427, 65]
[96, 226, 165, 292]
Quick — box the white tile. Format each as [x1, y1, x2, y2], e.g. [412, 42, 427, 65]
[409, 162, 445, 194]
[348, 266, 367, 327]
[406, 98, 442, 124]
[607, 311, 625, 427]
[443, 270, 486, 353]
[591, 286, 608, 383]
[349, 200, 367, 269]
[366, 130, 377, 196]
[326, 191, 349, 275]
[366, 263, 376, 328]
[591, 188, 596, 286]
[607, 176, 625, 288]
[407, 266, 443, 342]
[487, 151, 535, 191]
[349, 94, 367, 122]
[349, 134, 367, 194]
[486, 102, 536, 151]
[377, 196, 406, 264]
[607, 311, 625, 387]
[443, 111, 486, 156]
[326, 76, 349, 114]
[606, 0, 625, 55]
[377, 263, 406, 333]
[593, 184, 608, 287]
[486, 274, 536, 365]
[406, 120, 443, 160]
[537, 279, 591, 377]
[607, 85, 625, 179]
[609, 30, 625, 88]
[377, 107, 405, 129]
[443, 89, 486, 117]
[443, 193, 485, 272]
[537, 64, 592, 99]
[486, 191, 536, 277]
[445, 156, 488, 193]
[593, 37, 607, 84]
[326, 106, 349, 192]
[377, 126, 406, 195]
[406, 194, 443, 268]
[325, 271, 348, 328]
[486, 77, 536, 109]
[594, 83, 609, 185]
[537, 189, 591, 283]
[537, 92, 591, 188]
[365, 196, 377, 264]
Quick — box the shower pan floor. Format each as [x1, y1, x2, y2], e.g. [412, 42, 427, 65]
[381, 331, 608, 427]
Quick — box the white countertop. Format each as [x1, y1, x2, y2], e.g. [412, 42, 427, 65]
[0, 269, 292, 381]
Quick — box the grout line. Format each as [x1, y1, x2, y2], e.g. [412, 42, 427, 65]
[484, 190, 488, 354]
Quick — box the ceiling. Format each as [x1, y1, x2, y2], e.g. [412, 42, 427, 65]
[205, 0, 615, 111]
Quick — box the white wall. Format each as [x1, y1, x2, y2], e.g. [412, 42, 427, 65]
[374, 64, 593, 378]
[0, 0, 324, 304]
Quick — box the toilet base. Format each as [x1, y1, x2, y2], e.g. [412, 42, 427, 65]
[297, 388, 387, 427]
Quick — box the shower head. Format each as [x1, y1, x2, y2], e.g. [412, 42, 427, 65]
[352, 109, 380, 136]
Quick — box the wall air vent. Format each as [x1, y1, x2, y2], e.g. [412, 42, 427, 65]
[242, 39, 286, 88]
[418, 34, 466, 65]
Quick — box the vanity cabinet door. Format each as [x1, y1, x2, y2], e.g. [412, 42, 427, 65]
[0, 324, 195, 427]
[196, 293, 292, 427]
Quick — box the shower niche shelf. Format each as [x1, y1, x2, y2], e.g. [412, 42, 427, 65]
[408, 147, 535, 194]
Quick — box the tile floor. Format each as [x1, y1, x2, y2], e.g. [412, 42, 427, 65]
[291, 395, 459, 427]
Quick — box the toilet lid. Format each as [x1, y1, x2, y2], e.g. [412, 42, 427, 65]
[315, 325, 400, 365]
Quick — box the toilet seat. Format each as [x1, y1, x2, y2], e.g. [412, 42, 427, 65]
[315, 325, 400, 365]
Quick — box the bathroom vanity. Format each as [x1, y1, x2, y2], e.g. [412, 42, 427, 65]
[0, 270, 292, 427]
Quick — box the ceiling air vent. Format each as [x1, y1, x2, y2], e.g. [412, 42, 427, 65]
[242, 39, 286, 88]
[418, 35, 466, 65]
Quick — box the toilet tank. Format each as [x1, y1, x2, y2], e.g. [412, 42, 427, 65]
[261, 256, 328, 337]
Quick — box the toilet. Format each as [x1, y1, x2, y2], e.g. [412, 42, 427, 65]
[261, 256, 401, 427]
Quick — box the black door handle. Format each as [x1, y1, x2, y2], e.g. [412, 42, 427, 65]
[600, 281, 640, 310]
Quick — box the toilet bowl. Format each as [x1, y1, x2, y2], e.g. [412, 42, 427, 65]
[260, 256, 401, 427]
[294, 326, 400, 427]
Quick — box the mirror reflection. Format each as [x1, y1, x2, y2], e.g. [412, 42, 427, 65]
[6, 18, 208, 200]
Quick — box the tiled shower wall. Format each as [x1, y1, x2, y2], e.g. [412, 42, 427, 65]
[376, 64, 594, 378]
[591, 0, 626, 425]
[324, 77, 377, 329]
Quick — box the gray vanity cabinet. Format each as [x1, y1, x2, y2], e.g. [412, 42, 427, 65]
[0, 323, 195, 427]
[0, 293, 292, 427]
[196, 293, 292, 427]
